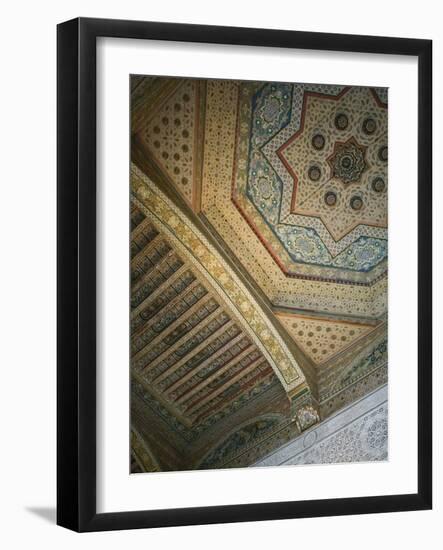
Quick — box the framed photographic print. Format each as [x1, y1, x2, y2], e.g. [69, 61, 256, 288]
[57, 17, 432, 531]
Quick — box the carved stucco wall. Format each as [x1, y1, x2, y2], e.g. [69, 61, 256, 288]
[254, 384, 387, 466]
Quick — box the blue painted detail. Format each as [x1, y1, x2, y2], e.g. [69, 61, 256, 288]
[244, 83, 388, 273]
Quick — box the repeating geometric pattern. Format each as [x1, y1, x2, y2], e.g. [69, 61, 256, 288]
[143, 80, 197, 204]
[276, 314, 376, 364]
[254, 385, 388, 467]
[130, 76, 389, 473]
[280, 88, 388, 240]
[291, 405, 388, 464]
[236, 82, 388, 277]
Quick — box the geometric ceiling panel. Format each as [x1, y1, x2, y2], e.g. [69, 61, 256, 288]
[233, 82, 388, 284]
[200, 79, 388, 316]
[276, 313, 377, 365]
[140, 78, 204, 208]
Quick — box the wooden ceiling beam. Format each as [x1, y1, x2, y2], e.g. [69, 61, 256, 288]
[185, 357, 268, 415]
[130, 233, 165, 269]
[152, 319, 236, 384]
[131, 263, 189, 321]
[130, 216, 155, 241]
[174, 344, 255, 405]
[132, 278, 202, 336]
[142, 306, 223, 372]
[163, 332, 246, 396]
[192, 366, 274, 426]
[133, 295, 216, 362]
[131, 249, 177, 296]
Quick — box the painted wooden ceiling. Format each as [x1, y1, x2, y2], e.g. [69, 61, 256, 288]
[130, 76, 388, 472]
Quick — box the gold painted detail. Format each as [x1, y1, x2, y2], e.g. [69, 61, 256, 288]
[131, 164, 305, 390]
[276, 313, 376, 365]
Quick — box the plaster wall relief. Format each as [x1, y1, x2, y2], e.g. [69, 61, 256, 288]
[130, 76, 388, 471]
[254, 384, 388, 467]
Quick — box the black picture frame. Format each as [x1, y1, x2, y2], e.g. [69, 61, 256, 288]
[57, 17, 432, 532]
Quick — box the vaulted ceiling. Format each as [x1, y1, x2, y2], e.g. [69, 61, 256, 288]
[130, 76, 388, 472]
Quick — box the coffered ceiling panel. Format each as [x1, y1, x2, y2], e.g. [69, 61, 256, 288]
[130, 76, 389, 472]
